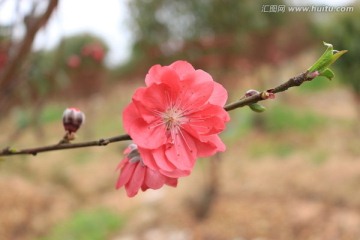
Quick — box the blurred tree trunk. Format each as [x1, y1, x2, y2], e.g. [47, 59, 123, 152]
[0, 0, 59, 115]
[193, 153, 222, 220]
[353, 92, 360, 121]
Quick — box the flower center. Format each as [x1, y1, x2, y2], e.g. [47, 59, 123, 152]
[162, 107, 185, 131]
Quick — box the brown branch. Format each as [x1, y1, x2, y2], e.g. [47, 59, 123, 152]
[0, 70, 316, 157]
[1, 134, 131, 156]
[224, 71, 311, 111]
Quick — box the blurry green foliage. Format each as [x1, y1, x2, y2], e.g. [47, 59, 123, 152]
[27, 50, 59, 97]
[12, 107, 31, 129]
[249, 141, 295, 159]
[296, 76, 332, 92]
[224, 108, 256, 141]
[38, 208, 125, 240]
[120, 0, 313, 77]
[39, 104, 65, 124]
[263, 104, 326, 133]
[224, 101, 327, 142]
[129, 0, 284, 43]
[320, 12, 360, 95]
[333, 14, 360, 94]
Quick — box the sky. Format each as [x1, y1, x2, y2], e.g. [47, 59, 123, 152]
[0, 0, 357, 66]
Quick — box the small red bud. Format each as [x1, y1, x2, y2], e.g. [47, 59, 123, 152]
[62, 108, 85, 133]
[261, 91, 275, 100]
[308, 71, 320, 79]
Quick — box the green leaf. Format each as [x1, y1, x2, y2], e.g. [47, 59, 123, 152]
[320, 68, 335, 80]
[308, 42, 347, 75]
[249, 103, 266, 113]
[328, 49, 348, 66]
[308, 42, 334, 73]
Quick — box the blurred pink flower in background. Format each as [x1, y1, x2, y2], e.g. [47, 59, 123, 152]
[81, 43, 105, 62]
[116, 143, 178, 197]
[123, 61, 230, 178]
[66, 55, 81, 68]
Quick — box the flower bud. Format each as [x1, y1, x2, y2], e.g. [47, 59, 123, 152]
[245, 89, 260, 97]
[261, 91, 275, 100]
[307, 71, 320, 79]
[124, 143, 142, 164]
[62, 108, 85, 133]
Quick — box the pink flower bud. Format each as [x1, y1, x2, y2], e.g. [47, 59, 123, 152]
[261, 91, 275, 100]
[245, 89, 260, 97]
[308, 71, 320, 79]
[62, 108, 85, 133]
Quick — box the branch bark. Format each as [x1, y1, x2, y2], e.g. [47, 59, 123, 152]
[0, 70, 316, 157]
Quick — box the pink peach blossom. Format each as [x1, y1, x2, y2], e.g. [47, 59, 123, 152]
[90, 43, 105, 61]
[81, 43, 104, 61]
[116, 143, 178, 197]
[67, 55, 81, 68]
[123, 61, 230, 178]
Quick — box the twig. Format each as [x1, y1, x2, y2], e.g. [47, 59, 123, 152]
[0, 70, 315, 157]
[1, 134, 131, 156]
[224, 71, 310, 111]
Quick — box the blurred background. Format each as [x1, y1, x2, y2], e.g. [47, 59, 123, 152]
[0, 0, 359, 239]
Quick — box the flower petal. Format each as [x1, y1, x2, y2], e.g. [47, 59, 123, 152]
[160, 168, 191, 178]
[145, 64, 162, 86]
[165, 130, 197, 171]
[125, 162, 145, 197]
[116, 158, 135, 189]
[209, 81, 228, 106]
[133, 75, 181, 122]
[152, 146, 177, 172]
[165, 177, 178, 187]
[132, 85, 167, 116]
[179, 70, 214, 111]
[138, 147, 161, 171]
[144, 167, 166, 189]
[194, 134, 226, 157]
[123, 103, 167, 149]
[145, 65, 181, 92]
[185, 104, 230, 136]
[169, 60, 195, 79]
[140, 146, 192, 178]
